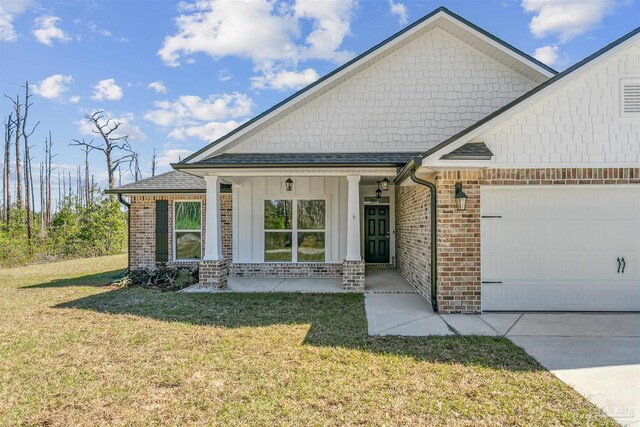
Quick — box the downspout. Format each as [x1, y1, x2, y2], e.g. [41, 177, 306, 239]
[395, 158, 438, 312]
[116, 193, 131, 273]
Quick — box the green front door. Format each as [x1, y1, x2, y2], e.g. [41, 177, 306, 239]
[364, 205, 390, 263]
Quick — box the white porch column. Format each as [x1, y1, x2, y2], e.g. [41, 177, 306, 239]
[346, 175, 361, 261]
[203, 175, 223, 261]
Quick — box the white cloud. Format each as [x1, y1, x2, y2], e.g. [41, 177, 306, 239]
[69, 95, 80, 103]
[88, 22, 111, 37]
[389, 0, 408, 25]
[33, 15, 71, 46]
[77, 111, 147, 142]
[148, 81, 168, 94]
[0, 0, 34, 42]
[159, 0, 356, 89]
[168, 120, 242, 141]
[156, 148, 193, 168]
[145, 92, 252, 126]
[522, 0, 620, 42]
[533, 45, 560, 66]
[218, 69, 233, 82]
[251, 67, 319, 90]
[145, 92, 252, 141]
[91, 78, 123, 101]
[32, 74, 74, 99]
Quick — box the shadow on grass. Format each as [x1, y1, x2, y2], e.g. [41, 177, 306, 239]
[22, 269, 125, 289]
[54, 285, 544, 372]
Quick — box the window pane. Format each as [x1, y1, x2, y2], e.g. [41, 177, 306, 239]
[264, 200, 292, 230]
[175, 202, 201, 230]
[176, 232, 201, 259]
[297, 200, 325, 229]
[297, 232, 325, 262]
[265, 232, 292, 261]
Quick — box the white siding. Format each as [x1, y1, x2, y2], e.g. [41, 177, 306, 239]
[482, 41, 640, 167]
[226, 27, 537, 154]
[231, 176, 348, 263]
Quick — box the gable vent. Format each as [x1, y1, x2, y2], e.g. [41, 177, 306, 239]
[621, 79, 640, 116]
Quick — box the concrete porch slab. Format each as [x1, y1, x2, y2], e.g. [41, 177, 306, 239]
[365, 268, 416, 293]
[273, 278, 343, 292]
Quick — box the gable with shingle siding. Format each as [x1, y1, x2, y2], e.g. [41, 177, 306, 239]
[221, 27, 540, 155]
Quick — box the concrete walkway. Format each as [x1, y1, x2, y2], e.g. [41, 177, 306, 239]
[182, 276, 345, 293]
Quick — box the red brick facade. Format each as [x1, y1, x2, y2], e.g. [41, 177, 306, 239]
[436, 167, 640, 313]
[129, 194, 232, 269]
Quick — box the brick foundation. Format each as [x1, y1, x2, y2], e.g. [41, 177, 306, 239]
[229, 262, 342, 278]
[199, 259, 228, 289]
[342, 260, 365, 291]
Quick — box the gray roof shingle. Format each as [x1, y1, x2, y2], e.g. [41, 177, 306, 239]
[105, 171, 214, 194]
[439, 142, 493, 160]
[185, 152, 421, 167]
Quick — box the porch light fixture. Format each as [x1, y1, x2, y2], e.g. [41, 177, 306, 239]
[381, 177, 390, 191]
[376, 181, 382, 199]
[285, 177, 294, 192]
[454, 182, 468, 211]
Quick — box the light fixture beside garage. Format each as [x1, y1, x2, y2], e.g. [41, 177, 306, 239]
[381, 177, 390, 191]
[376, 181, 382, 199]
[285, 177, 294, 191]
[454, 182, 468, 211]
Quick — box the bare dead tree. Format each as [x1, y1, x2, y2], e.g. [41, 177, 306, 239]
[39, 162, 45, 235]
[71, 111, 135, 190]
[44, 132, 55, 226]
[3, 114, 13, 223]
[83, 145, 90, 207]
[118, 166, 123, 187]
[131, 151, 141, 182]
[22, 82, 40, 246]
[5, 95, 22, 210]
[151, 148, 158, 177]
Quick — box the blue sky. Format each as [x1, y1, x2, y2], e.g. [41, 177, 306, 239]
[0, 0, 638, 193]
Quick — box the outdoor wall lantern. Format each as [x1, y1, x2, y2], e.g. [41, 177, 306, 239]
[381, 177, 390, 191]
[454, 182, 468, 211]
[376, 181, 382, 199]
[285, 177, 294, 191]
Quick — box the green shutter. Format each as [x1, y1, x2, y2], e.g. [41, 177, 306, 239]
[155, 200, 169, 262]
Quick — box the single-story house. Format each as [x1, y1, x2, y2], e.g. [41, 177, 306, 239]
[107, 7, 640, 313]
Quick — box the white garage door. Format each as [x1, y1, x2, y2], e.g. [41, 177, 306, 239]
[481, 185, 640, 311]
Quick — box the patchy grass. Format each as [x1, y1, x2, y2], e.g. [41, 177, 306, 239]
[0, 255, 614, 426]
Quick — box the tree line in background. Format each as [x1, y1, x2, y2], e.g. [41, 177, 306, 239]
[0, 81, 160, 267]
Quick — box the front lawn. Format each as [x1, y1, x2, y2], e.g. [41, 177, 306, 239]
[0, 255, 614, 426]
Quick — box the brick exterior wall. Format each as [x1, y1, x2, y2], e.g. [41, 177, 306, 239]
[342, 260, 365, 291]
[395, 185, 431, 302]
[199, 259, 228, 289]
[434, 167, 640, 313]
[129, 194, 232, 269]
[228, 263, 342, 278]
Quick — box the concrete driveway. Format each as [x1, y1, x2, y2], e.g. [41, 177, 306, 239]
[499, 313, 640, 427]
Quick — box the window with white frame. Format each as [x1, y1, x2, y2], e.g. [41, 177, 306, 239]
[264, 199, 326, 262]
[174, 201, 202, 260]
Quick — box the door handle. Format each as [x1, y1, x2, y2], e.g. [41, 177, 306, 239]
[617, 257, 621, 273]
[621, 257, 626, 274]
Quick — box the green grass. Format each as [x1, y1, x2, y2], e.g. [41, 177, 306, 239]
[0, 255, 615, 426]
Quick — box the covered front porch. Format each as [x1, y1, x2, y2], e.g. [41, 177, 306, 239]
[187, 162, 408, 292]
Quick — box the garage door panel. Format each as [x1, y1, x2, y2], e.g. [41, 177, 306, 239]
[482, 250, 631, 281]
[483, 283, 640, 311]
[481, 185, 640, 311]
[482, 220, 637, 250]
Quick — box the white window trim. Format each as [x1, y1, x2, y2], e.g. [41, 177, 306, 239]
[173, 200, 203, 262]
[263, 197, 328, 263]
